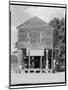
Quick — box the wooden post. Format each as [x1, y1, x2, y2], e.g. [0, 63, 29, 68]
[51, 49, 53, 72]
[18, 49, 22, 71]
[53, 49, 56, 69]
[40, 56, 42, 70]
[46, 49, 49, 70]
[22, 50, 24, 69]
[28, 49, 30, 69]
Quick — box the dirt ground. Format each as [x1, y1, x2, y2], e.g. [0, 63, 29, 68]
[11, 69, 65, 85]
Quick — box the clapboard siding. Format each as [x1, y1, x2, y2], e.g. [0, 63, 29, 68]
[17, 17, 54, 49]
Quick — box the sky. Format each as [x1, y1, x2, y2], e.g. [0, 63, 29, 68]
[10, 5, 65, 54]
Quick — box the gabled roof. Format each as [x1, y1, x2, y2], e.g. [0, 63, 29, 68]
[16, 17, 54, 31]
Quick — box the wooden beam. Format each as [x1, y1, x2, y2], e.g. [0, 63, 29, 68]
[28, 49, 30, 69]
[17, 49, 22, 70]
[46, 49, 49, 69]
[40, 56, 42, 69]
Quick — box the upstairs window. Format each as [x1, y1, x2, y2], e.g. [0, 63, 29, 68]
[18, 31, 30, 43]
[30, 31, 40, 44]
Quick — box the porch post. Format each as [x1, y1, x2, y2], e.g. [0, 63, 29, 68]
[46, 49, 49, 69]
[18, 49, 22, 70]
[51, 49, 53, 69]
[53, 49, 56, 69]
[40, 56, 42, 69]
[28, 49, 30, 69]
[22, 50, 24, 69]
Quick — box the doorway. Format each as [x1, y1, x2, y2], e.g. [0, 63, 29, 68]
[30, 56, 40, 69]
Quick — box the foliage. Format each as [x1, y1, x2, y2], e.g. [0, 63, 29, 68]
[49, 17, 65, 71]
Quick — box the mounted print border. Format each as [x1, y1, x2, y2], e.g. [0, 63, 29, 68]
[9, 1, 67, 89]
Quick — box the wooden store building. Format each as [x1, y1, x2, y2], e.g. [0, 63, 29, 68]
[16, 17, 55, 73]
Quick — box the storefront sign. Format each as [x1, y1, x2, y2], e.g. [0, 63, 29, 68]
[27, 49, 44, 56]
